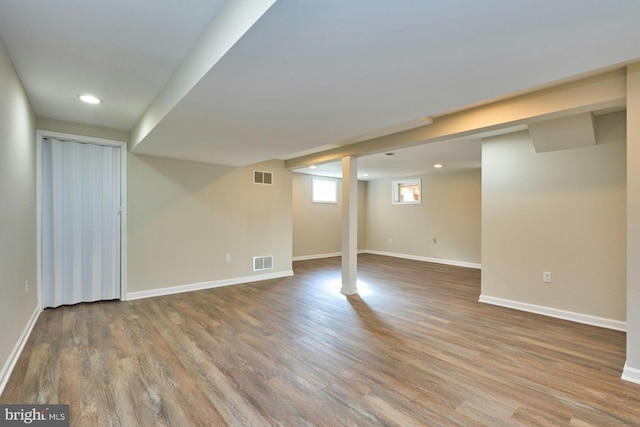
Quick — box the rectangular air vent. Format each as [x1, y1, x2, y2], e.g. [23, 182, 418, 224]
[253, 170, 273, 185]
[253, 255, 273, 271]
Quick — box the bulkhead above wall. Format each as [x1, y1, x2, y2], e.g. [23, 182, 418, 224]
[528, 110, 626, 153]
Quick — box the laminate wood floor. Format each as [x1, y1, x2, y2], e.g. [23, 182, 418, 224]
[2, 254, 639, 426]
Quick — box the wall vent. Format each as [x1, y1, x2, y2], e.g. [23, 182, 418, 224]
[254, 170, 273, 185]
[253, 255, 274, 271]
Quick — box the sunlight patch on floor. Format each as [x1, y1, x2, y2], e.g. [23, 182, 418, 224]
[323, 279, 373, 297]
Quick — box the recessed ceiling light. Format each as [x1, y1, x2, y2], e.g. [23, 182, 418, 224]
[309, 165, 317, 169]
[434, 163, 443, 169]
[362, 173, 369, 177]
[79, 94, 102, 104]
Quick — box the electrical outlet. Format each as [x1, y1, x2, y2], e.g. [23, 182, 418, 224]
[388, 237, 392, 244]
[225, 254, 231, 263]
[543, 272, 552, 283]
[25, 280, 29, 294]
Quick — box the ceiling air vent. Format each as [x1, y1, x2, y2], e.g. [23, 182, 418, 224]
[253, 255, 274, 271]
[254, 170, 273, 185]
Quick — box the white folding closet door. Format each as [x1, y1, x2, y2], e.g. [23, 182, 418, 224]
[42, 138, 121, 308]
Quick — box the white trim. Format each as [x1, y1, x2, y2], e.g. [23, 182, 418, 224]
[363, 250, 482, 269]
[293, 252, 343, 261]
[35, 133, 43, 309]
[37, 130, 126, 147]
[622, 363, 640, 385]
[119, 142, 128, 300]
[479, 295, 626, 331]
[36, 130, 128, 306]
[126, 270, 294, 301]
[292, 251, 481, 268]
[0, 306, 41, 396]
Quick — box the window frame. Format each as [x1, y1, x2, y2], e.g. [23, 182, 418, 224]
[392, 178, 421, 205]
[312, 177, 338, 204]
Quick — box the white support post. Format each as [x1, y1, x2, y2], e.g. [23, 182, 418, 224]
[341, 156, 358, 295]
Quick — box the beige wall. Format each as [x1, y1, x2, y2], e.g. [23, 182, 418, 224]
[481, 129, 626, 321]
[292, 173, 367, 258]
[128, 155, 292, 292]
[292, 173, 366, 258]
[292, 173, 340, 257]
[365, 169, 481, 265]
[0, 40, 38, 379]
[33, 116, 295, 296]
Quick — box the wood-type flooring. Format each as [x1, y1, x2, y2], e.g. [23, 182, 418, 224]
[2, 254, 639, 426]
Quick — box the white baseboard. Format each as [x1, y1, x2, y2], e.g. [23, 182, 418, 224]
[0, 305, 41, 396]
[292, 250, 481, 269]
[479, 295, 626, 332]
[622, 363, 640, 385]
[126, 270, 294, 301]
[362, 250, 481, 269]
[292, 252, 342, 261]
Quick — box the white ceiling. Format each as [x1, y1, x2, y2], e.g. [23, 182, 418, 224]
[0, 0, 227, 130]
[293, 125, 530, 181]
[295, 135, 483, 181]
[1, 1, 640, 178]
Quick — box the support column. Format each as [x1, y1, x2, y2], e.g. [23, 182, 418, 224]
[341, 156, 358, 295]
[624, 62, 640, 384]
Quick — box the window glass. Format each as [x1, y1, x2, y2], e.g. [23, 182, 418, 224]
[312, 178, 337, 203]
[392, 179, 421, 204]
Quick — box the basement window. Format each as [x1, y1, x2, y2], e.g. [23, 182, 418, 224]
[312, 177, 337, 204]
[392, 178, 421, 204]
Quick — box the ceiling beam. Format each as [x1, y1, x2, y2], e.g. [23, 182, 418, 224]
[129, 0, 277, 151]
[285, 69, 626, 170]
